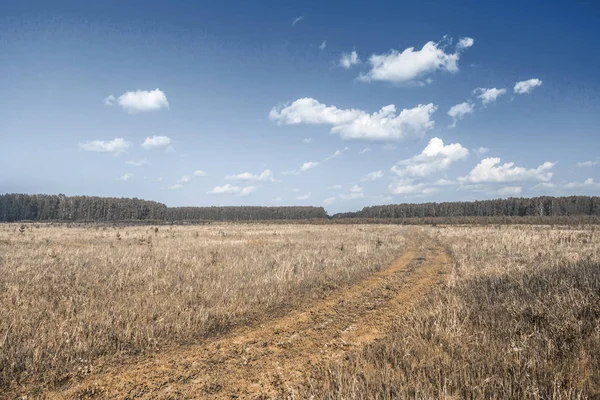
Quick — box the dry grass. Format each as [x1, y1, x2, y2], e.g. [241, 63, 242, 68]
[0, 223, 406, 391]
[303, 225, 600, 399]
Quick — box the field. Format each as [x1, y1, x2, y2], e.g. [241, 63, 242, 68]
[1, 223, 599, 398]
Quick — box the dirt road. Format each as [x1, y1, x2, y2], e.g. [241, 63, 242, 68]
[47, 230, 450, 399]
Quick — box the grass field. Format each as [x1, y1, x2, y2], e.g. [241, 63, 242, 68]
[1, 223, 599, 398]
[0, 223, 406, 392]
[304, 225, 600, 398]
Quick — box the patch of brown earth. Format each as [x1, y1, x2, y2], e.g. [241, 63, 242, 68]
[43, 230, 450, 399]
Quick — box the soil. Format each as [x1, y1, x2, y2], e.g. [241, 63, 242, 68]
[39, 230, 451, 399]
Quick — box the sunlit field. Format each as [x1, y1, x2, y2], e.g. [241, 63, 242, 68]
[304, 225, 600, 398]
[0, 223, 406, 391]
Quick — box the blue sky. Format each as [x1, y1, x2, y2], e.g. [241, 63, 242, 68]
[1, 1, 599, 213]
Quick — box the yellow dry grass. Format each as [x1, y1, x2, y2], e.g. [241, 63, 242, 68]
[304, 224, 600, 399]
[0, 223, 406, 392]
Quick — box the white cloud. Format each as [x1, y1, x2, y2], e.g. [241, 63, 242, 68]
[456, 37, 475, 50]
[564, 178, 600, 189]
[178, 175, 191, 184]
[292, 16, 304, 26]
[474, 147, 490, 157]
[282, 161, 321, 175]
[120, 173, 133, 182]
[514, 78, 542, 95]
[532, 182, 556, 190]
[126, 159, 149, 167]
[208, 184, 257, 196]
[168, 183, 183, 190]
[193, 170, 207, 177]
[104, 95, 116, 106]
[319, 41, 327, 50]
[327, 184, 342, 190]
[359, 147, 372, 154]
[225, 169, 275, 182]
[362, 170, 383, 181]
[340, 50, 360, 68]
[577, 159, 599, 167]
[460, 157, 555, 183]
[474, 87, 507, 105]
[447, 101, 474, 128]
[498, 186, 522, 196]
[113, 89, 169, 113]
[296, 192, 311, 200]
[323, 196, 336, 205]
[270, 98, 436, 141]
[270, 98, 362, 126]
[325, 147, 349, 161]
[388, 179, 425, 195]
[292, 188, 301, 193]
[303, 138, 313, 144]
[349, 184, 363, 193]
[391, 137, 469, 177]
[434, 178, 457, 186]
[142, 136, 172, 150]
[273, 197, 283, 202]
[79, 138, 130, 153]
[340, 192, 365, 200]
[358, 37, 473, 84]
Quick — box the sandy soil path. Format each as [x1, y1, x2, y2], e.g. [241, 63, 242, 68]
[45, 230, 450, 399]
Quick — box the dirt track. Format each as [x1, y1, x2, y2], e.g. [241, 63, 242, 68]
[46, 230, 450, 399]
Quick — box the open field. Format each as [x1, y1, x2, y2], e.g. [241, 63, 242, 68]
[304, 225, 600, 398]
[1, 223, 599, 398]
[0, 223, 407, 394]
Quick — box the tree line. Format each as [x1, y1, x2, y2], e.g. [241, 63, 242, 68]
[0, 194, 327, 222]
[333, 196, 600, 219]
[1, 194, 599, 223]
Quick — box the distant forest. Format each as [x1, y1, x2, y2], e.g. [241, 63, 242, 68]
[1, 193, 599, 222]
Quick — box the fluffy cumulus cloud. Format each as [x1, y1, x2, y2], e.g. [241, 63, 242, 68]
[514, 78, 543, 94]
[225, 169, 275, 182]
[391, 137, 469, 177]
[340, 50, 360, 68]
[319, 41, 327, 50]
[142, 136, 171, 150]
[269, 98, 436, 141]
[108, 89, 169, 113]
[447, 101, 474, 128]
[475, 88, 507, 105]
[358, 36, 473, 84]
[498, 186, 522, 196]
[208, 184, 257, 196]
[300, 161, 319, 172]
[79, 138, 130, 153]
[193, 170, 207, 177]
[460, 157, 555, 183]
[362, 170, 383, 181]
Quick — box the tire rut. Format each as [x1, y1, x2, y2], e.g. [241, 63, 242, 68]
[48, 230, 450, 399]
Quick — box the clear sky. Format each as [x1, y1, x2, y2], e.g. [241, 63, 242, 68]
[1, 0, 599, 213]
